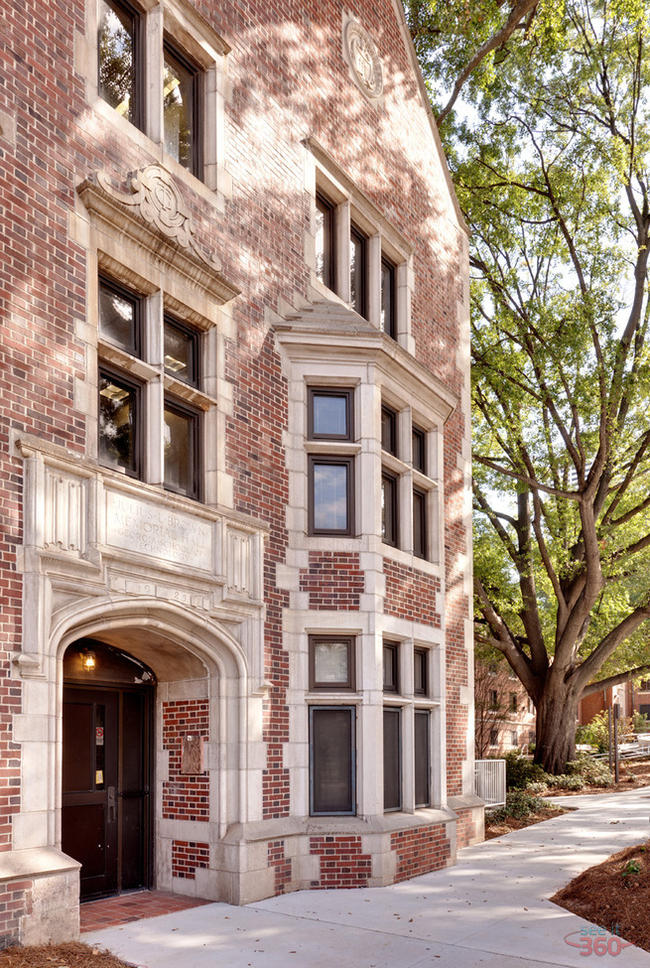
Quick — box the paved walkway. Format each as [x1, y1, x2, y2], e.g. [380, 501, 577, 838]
[85, 789, 650, 967]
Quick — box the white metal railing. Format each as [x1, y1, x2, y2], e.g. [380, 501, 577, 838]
[475, 759, 506, 807]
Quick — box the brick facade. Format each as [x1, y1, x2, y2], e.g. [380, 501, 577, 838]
[0, 0, 479, 945]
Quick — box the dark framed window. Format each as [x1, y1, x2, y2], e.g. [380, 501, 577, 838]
[414, 709, 430, 807]
[308, 388, 353, 441]
[383, 641, 399, 693]
[488, 689, 499, 710]
[308, 456, 354, 536]
[381, 257, 396, 338]
[99, 276, 142, 357]
[414, 648, 428, 696]
[98, 0, 143, 130]
[489, 728, 498, 745]
[381, 405, 397, 455]
[349, 224, 367, 318]
[413, 487, 427, 559]
[309, 706, 356, 815]
[163, 398, 201, 500]
[510, 731, 518, 746]
[383, 707, 401, 812]
[412, 425, 426, 473]
[509, 693, 518, 713]
[315, 193, 335, 290]
[164, 315, 200, 387]
[309, 636, 355, 691]
[98, 367, 141, 478]
[163, 40, 202, 177]
[381, 471, 398, 547]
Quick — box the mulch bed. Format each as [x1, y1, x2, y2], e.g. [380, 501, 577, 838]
[0, 943, 134, 968]
[552, 841, 650, 953]
[485, 804, 568, 839]
[551, 758, 650, 795]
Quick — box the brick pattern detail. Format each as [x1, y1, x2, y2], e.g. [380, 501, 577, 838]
[390, 825, 451, 882]
[162, 701, 209, 822]
[309, 835, 372, 889]
[299, 553, 364, 610]
[268, 839, 292, 894]
[384, 559, 441, 627]
[0, 880, 32, 949]
[455, 808, 477, 849]
[172, 840, 209, 880]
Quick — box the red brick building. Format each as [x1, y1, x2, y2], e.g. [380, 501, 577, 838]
[0, 0, 480, 945]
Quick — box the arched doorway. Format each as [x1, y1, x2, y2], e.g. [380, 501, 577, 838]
[62, 640, 155, 900]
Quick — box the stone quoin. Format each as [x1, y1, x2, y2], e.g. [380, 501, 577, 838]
[0, 0, 481, 946]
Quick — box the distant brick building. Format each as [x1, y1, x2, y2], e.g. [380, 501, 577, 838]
[0, 0, 479, 945]
[474, 656, 536, 757]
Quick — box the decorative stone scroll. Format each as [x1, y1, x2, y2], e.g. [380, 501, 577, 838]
[344, 20, 383, 99]
[94, 165, 221, 272]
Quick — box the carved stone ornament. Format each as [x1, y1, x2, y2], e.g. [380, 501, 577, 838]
[344, 19, 383, 99]
[95, 164, 220, 271]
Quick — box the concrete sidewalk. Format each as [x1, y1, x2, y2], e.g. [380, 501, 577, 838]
[85, 789, 650, 967]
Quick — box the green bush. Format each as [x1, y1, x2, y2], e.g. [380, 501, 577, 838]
[525, 780, 549, 795]
[633, 711, 650, 734]
[566, 754, 614, 787]
[488, 790, 551, 822]
[504, 750, 546, 790]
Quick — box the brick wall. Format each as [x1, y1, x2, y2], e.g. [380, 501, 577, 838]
[300, 552, 364, 610]
[454, 808, 477, 850]
[309, 835, 372, 889]
[383, 559, 441, 627]
[0, 880, 31, 949]
[390, 825, 451, 882]
[162, 700, 210, 822]
[172, 841, 210, 880]
[268, 839, 292, 894]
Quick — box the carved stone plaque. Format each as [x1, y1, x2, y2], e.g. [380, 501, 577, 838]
[181, 734, 206, 774]
[344, 20, 383, 99]
[105, 490, 213, 572]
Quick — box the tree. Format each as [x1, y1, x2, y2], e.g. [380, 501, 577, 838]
[409, 0, 650, 772]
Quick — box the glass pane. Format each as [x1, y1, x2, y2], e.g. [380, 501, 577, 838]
[99, 281, 137, 353]
[312, 393, 348, 437]
[313, 462, 348, 531]
[314, 641, 349, 684]
[413, 490, 426, 558]
[414, 710, 430, 806]
[315, 197, 332, 288]
[164, 406, 194, 496]
[164, 46, 195, 171]
[383, 644, 398, 691]
[412, 428, 425, 472]
[383, 708, 401, 811]
[98, 0, 135, 123]
[99, 374, 137, 473]
[414, 649, 427, 695]
[164, 319, 196, 385]
[94, 704, 106, 791]
[311, 707, 353, 814]
[381, 260, 394, 336]
[381, 407, 396, 453]
[381, 474, 396, 545]
[350, 229, 365, 316]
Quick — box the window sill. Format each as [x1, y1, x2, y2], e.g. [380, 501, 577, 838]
[381, 543, 441, 576]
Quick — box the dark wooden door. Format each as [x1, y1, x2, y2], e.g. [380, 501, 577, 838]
[62, 686, 151, 900]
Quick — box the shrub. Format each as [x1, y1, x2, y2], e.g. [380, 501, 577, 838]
[566, 754, 614, 787]
[488, 790, 551, 822]
[525, 781, 549, 795]
[504, 750, 546, 790]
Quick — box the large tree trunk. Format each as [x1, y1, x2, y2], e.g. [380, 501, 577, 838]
[533, 686, 579, 774]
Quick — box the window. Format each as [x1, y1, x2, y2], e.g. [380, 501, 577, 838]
[308, 457, 354, 535]
[381, 405, 397, 455]
[315, 193, 334, 290]
[98, 0, 141, 129]
[163, 41, 201, 176]
[349, 224, 367, 318]
[383, 641, 399, 693]
[309, 706, 355, 815]
[413, 488, 427, 559]
[98, 275, 204, 501]
[414, 710, 430, 807]
[488, 689, 499, 709]
[381, 471, 398, 547]
[510, 731, 518, 746]
[509, 693, 518, 713]
[414, 648, 428, 696]
[308, 388, 353, 441]
[98, 367, 141, 477]
[489, 728, 498, 746]
[383, 707, 401, 811]
[412, 425, 426, 473]
[380, 257, 396, 338]
[309, 636, 355, 690]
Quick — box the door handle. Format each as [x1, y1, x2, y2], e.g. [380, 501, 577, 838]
[107, 785, 117, 824]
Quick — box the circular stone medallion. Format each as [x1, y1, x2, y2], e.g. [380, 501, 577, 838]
[344, 20, 383, 99]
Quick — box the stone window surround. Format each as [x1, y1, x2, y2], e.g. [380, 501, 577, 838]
[288, 614, 443, 819]
[78, 0, 230, 203]
[303, 138, 415, 355]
